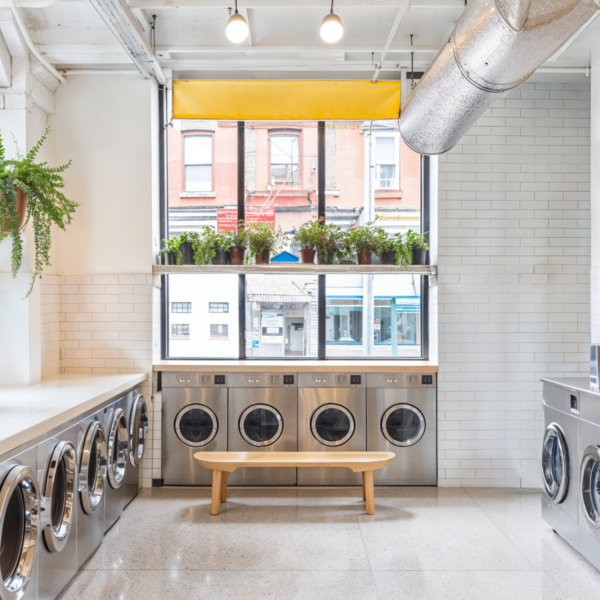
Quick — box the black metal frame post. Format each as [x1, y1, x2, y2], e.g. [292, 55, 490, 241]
[238, 121, 245, 222]
[159, 85, 168, 360]
[317, 121, 326, 358]
[420, 154, 431, 360]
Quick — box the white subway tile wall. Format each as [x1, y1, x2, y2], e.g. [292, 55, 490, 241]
[41, 274, 64, 379]
[437, 82, 591, 488]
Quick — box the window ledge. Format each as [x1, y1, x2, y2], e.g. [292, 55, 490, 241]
[180, 192, 217, 198]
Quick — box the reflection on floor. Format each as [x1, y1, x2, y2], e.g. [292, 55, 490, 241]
[58, 487, 600, 600]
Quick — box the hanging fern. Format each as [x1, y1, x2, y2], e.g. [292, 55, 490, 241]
[0, 125, 78, 297]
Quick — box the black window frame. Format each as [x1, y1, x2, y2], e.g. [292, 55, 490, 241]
[159, 102, 430, 361]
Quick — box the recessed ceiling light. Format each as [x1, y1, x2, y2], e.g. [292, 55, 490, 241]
[226, 0, 249, 44]
[320, 0, 343, 44]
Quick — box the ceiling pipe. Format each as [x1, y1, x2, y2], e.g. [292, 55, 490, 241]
[399, 0, 600, 155]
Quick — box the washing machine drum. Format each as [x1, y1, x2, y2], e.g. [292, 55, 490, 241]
[0, 465, 40, 596]
[107, 409, 129, 489]
[175, 404, 218, 447]
[79, 421, 107, 516]
[129, 394, 148, 468]
[240, 404, 283, 447]
[542, 423, 569, 504]
[382, 404, 426, 447]
[580, 445, 600, 528]
[311, 404, 355, 447]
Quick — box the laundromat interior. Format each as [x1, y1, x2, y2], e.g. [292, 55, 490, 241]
[2, 1, 600, 599]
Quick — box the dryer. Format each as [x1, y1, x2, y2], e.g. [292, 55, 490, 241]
[228, 373, 297, 485]
[298, 373, 366, 486]
[163, 373, 228, 485]
[124, 391, 148, 507]
[366, 372, 437, 485]
[76, 409, 107, 569]
[36, 421, 80, 600]
[0, 445, 40, 600]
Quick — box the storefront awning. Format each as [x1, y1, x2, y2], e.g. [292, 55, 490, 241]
[173, 80, 401, 121]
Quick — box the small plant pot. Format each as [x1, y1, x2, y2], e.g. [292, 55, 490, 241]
[317, 252, 334, 265]
[299, 249, 316, 264]
[180, 241, 194, 265]
[229, 246, 246, 265]
[211, 248, 230, 266]
[412, 249, 428, 265]
[162, 251, 176, 266]
[255, 249, 270, 265]
[1, 187, 28, 233]
[357, 250, 372, 265]
[380, 250, 396, 265]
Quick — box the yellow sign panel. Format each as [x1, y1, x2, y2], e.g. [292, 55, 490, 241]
[173, 80, 401, 121]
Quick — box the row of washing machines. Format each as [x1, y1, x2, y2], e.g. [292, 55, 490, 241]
[162, 371, 437, 486]
[0, 389, 148, 600]
[542, 378, 600, 571]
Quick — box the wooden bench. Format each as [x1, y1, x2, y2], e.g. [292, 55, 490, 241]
[193, 451, 395, 516]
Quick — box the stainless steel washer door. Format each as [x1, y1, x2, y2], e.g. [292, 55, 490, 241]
[42, 441, 76, 553]
[129, 394, 148, 468]
[311, 403, 355, 447]
[381, 403, 426, 447]
[239, 404, 283, 447]
[107, 409, 129, 489]
[0, 465, 40, 597]
[175, 404, 218, 448]
[581, 445, 600, 528]
[79, 421, 107, 515]
[542, 423, 569, 504]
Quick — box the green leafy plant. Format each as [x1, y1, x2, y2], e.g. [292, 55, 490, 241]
[191, 226, 232, 265]
[294, 218, 322, 251]
[158, 236, 184, 264]
[246, 222, 288, 259]
[295, 217, 348, 262]
[0, 126, 77, 297]
[345, 221, 381, 254]
[228, 220, 248, 248]
[394, 229, 429, 266]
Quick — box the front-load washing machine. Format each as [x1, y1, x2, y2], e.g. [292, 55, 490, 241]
[298, 373, 366, 486]
[36, 421, 80, 600]
[76, 410, 107, 569]
[104, 395, 129, 532]
[540, 380, 581, 550]
[366, 372, 437, 485]
[124, 391, 148, 507]
[163, 373, 228, 485]
[0, 444, 40, 600]
[228, 373, 297, 485]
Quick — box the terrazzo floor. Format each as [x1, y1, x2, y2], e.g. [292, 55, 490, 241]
[58, 487, 600, 600]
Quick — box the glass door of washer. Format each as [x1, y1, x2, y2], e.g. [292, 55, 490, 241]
[542, 423, 569, 503]
[175, 405, 218, 447]
[311, 404, 355, 447]
[580, 445, 600, 527]
[239, 404, 283, 447]
[381, 404, 425, 447]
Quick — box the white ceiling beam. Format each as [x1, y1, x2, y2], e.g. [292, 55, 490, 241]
[372, 0, 409, 82]
[0, 29, 11, 87]
[88, 0, 166, 84]
[128, 0, 463, 8]
[162, 59, 432, 70]
[156, 44, 440, 54]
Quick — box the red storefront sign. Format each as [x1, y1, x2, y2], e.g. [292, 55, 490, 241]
[217, 206, 276, 231]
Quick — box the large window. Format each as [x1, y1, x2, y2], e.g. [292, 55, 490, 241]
[375, 136, 398, 189]
[184, 135, 212, 192]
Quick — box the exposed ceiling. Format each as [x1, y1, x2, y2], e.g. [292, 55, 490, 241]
[0, 0, 597, 84]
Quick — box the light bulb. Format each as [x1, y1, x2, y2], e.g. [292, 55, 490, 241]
[226, 11, 248, 43]
[320, 12, 343, 43]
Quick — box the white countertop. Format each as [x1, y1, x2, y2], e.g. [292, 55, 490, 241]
[0, 373, 147, 457]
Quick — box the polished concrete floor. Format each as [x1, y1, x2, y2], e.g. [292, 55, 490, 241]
[58, 487, 600, 600]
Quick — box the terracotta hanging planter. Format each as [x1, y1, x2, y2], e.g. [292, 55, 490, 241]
[299, 249, 316, 264]
[229, 246, 246, 265]
[357, 250, 372, 265]
[1, 187, 28, 234]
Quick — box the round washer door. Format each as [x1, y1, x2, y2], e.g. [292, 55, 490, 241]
[580, 445, 600, 528]
[381, 404, 426, 447]
[0, 465, 40, 598]
[107, 409, 129, 489]
[42, 441, 76, 553]
[311, 404, 355, 447]
[541, 423, 569, 504]
[175, 405, 218, 448]
[79, 421, 107, 515]
[129, 394, 148, 468]
[239, 404, 283, 447]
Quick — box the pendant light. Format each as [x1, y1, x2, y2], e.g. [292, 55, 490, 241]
[226, 0, 249, 44]
[320, 0, 343, 44]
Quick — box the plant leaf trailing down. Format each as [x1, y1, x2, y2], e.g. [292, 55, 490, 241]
[0, 125, 78, 297]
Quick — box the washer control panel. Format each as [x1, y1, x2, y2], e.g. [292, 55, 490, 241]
[227, 373, 298, 388]
[162, 372, 228, 388]
[298, 373, 366, 388]
[366, 373, 437, 388]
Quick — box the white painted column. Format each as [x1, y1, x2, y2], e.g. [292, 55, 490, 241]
[591, 41, 600, 344]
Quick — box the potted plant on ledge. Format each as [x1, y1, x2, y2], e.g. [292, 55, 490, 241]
[294, 219, 321, 263]
[228, 220, 247, 265]
[247, 222, 288, 265]
[346, 221, 381, 265]
[403, 229, 429, 265]
[0, 126, 78, 296]
[192, 226, 231, 265]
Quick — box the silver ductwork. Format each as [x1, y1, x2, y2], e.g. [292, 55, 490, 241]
[399, 0, 599, 155]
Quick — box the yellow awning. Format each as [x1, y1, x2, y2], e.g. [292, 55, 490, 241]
[173, 80, 401, 121]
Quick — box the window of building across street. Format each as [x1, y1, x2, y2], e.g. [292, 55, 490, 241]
[375, 136, 398, 189]
[270, 134, 300, 184]
[210, 324, 229, 339]
[209, 302, 229, 313]
[172, 302, 192, 313]
[171, 324, 190, 339]
[184, 135, 212, 192]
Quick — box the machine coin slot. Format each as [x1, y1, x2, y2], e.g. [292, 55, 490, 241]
[214, 375, 225, 386]
[283, 375, 294, 385]
[571, 394, 579, 414]
[350, 375, 361, 385]
[422, 375, 433, 385]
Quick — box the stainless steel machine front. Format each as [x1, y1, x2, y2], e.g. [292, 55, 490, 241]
[367, 373, 436, 485]
[163, 372, 228, 485]
[124, 391, 148, 507]
[298, 373, 366, 485]
[228, 372, 298, 485]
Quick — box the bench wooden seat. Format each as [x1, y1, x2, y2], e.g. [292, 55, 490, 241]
[193, 451, 395, 516]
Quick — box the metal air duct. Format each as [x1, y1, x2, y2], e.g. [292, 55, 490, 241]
[399, 0, 600, 155]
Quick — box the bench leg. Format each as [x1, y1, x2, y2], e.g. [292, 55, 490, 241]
[220, 471, 228, 502]
[362, 472, 366, 501]
[211, 470, 222, 515]
[364, 471, 375, 515]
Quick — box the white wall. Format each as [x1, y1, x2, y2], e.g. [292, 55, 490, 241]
[591, 44, 600, 343]
[51, 75, 158, 275]
[437, 80, 591, 488]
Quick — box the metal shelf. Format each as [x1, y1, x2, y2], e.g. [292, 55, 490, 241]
[153, 264, 436, 275]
